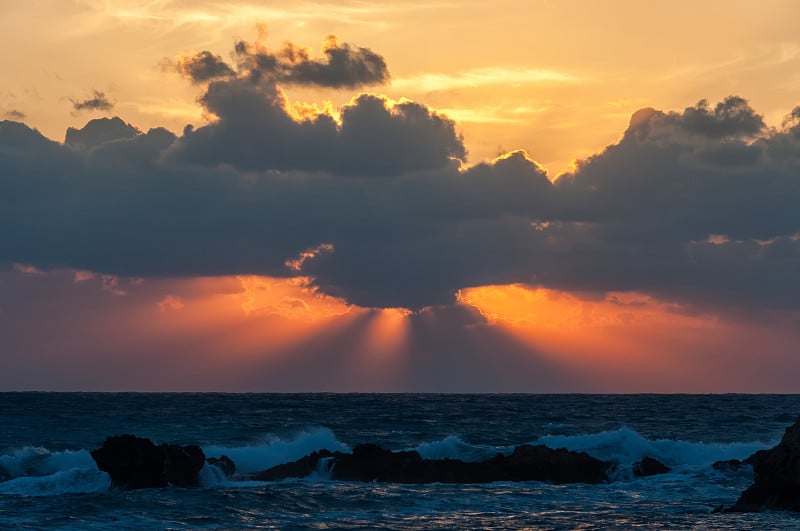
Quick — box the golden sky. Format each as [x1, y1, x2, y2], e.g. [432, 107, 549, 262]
[2, 0, 799, 173]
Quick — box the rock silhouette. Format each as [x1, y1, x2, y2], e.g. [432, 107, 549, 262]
[251, 443, 611, 484]
[729, 417, 800, 512]
[632, 456, 670, 477]
[91, 435, 205, 489]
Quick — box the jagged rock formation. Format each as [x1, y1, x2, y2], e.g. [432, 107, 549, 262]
[730, 417, 800, 512]
[91, 435, 205, 489]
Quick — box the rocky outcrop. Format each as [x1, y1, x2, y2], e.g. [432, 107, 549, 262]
[252, 443, 611, 484]
[91, 435, 206, 489]
[632, 456, 670, 477]
[730, 417, 800, 512]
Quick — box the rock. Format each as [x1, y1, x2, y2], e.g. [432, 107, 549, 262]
[632, 456, 670, 477]
[712, 459, 748, 472]
[91, 434, 206, 489]
[251, 450, 337, 481]
[729, 416, 800, 512]
[252, 443, 610, 485]
[207, 455, 236, 478]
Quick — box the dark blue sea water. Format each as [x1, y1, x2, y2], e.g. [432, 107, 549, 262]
[2, 394, 800, 529]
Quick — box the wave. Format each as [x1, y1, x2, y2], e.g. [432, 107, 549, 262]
[0, 426, 774, 494]
[0, 467, 110, 496]
[0, 447, 108, 496]
[202, 427, 349, 474]
[402, 428, 773, 472]
[411, 435, 511, 463]
[0, 447, 97, 481]
[534, 427, 774, 468]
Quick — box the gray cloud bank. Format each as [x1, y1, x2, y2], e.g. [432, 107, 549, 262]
[2, 87, 800, 311]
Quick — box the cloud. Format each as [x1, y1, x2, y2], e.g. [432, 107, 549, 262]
[3, 93, 800, 312]
[173, 51, 236, 83]
[235, 34, 389, 88]
[71, 90, 114, 112]
[65, 116, 138, 147]
[166, 79, 465, 176]
[157, 294, 184, 312]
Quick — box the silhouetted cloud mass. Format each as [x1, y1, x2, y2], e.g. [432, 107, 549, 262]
[3, 88, 800, 311]
[71, 90, 114, 112]
[166, 78, 464, 176]
[236, 35, 390, 88]
[172, 35, 389, 89]
[65, 116, 138, 147]
[174, 51, 236, 83]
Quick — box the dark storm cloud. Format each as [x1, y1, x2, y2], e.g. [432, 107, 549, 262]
[173, 51, 236, 83]
[235, 35, 389, 88]
[3, 94, 800, 311]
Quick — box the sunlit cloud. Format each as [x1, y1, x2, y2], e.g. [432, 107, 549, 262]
[12, 263, 45, 275]
[236, 275, 350, 320]
[285, 243, 335, 272]
[157, 294, 184, 312]
[392, 67, 581, 93]
[73, 270, 97, 283]
[101, 275, 127, 296]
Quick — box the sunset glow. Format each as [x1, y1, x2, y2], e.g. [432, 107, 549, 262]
[2, 1, 800, 391]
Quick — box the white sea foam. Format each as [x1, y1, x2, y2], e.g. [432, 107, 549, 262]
[0, 467, 110, 496]
[534, 427, 774, 468]
[412, 435, 511, 462]
[399, 428, 773, 472]
[0, 447, 97, 480]
[202, 427, 349, 474]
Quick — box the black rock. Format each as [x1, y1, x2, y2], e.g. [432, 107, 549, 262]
[251, 449, 337, 481]
[207, 455, 237, 478]
[251, 443, 610, 485]
[712, 459, 748, 472]
[91, 434, 206, 489]
[729, 416, 800, 512]
[632, 456, 670, 477]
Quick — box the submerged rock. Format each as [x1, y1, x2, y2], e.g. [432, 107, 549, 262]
[632, 456, 670, 477]
[729, 417, 800, 512]
[251, 443, 611, 484]
[91, 435, 205, 489]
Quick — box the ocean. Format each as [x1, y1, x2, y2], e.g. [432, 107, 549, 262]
[1, 393, 800, 530]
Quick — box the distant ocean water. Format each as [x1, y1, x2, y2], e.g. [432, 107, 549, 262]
[2, 393, 800, 530]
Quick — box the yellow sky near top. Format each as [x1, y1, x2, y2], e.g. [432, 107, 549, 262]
[1, 0, 799, 174]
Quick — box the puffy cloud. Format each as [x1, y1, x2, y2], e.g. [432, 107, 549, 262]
[236, 34, 389, 88]
[170, 33, 389, 89]
[166, 79, 465, 176]
[71, 90, 114, 112]
[2, 94, 800, 312]
[65, 116, 138, 147]
[173, 51, 236, 83]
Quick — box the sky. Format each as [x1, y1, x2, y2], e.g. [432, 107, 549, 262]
[2, 0, 800, 391]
